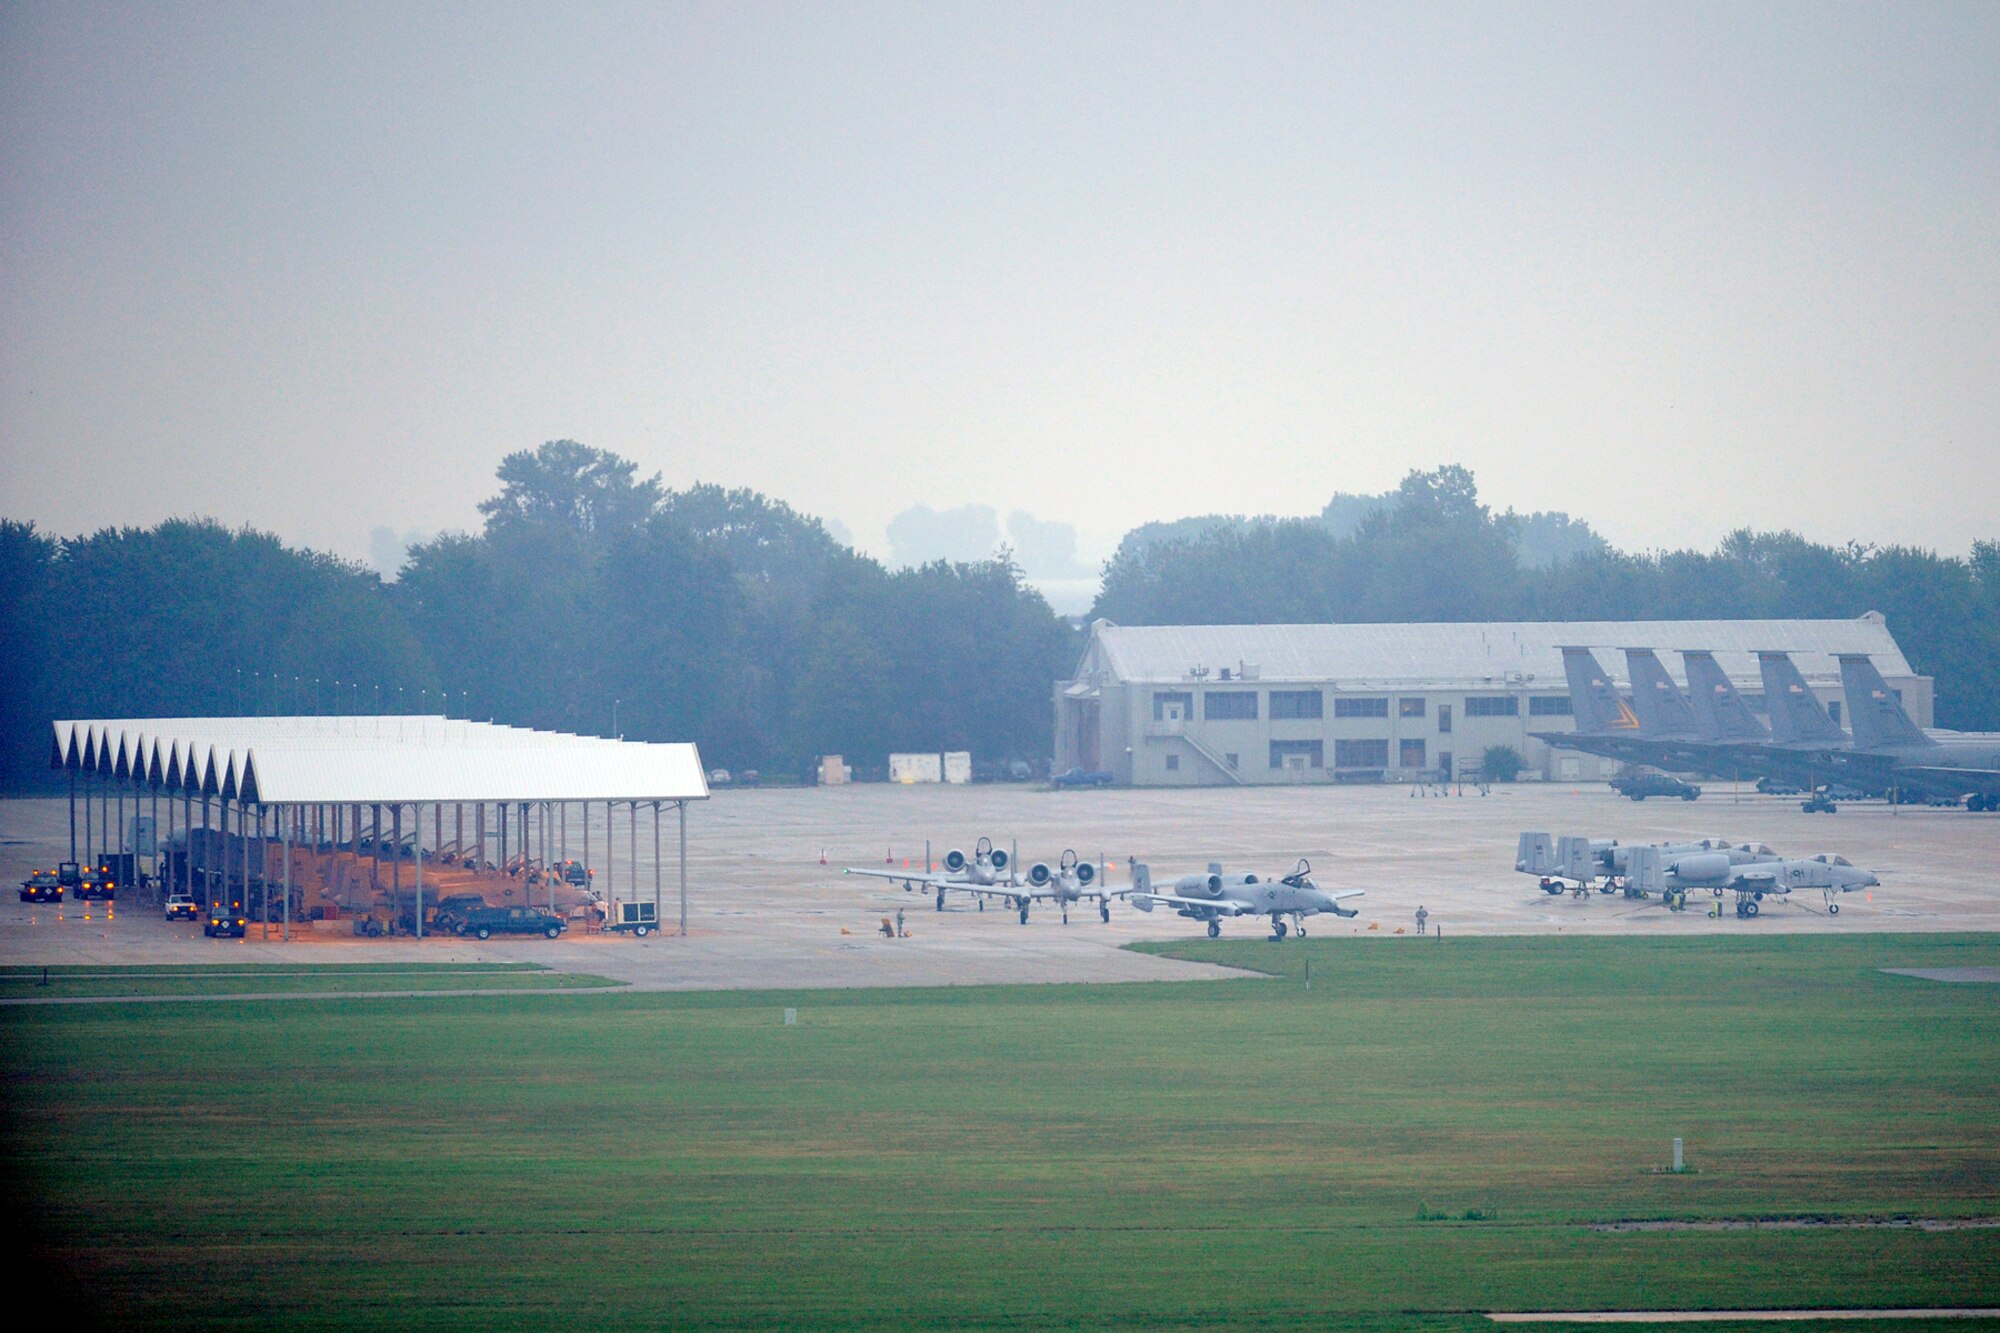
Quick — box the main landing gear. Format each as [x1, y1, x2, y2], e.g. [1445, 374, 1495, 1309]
[1206, 920, 1220, 939]
[1733, 890, 1765, 919]
[936, 888, 946, 912]
[1018, 897, 1030, 925]
[1099, 898, 1111, 924]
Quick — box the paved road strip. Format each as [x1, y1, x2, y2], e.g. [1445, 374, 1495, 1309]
[1490, 1311, 2000, 1324]
[1881, 967, 2000, 983]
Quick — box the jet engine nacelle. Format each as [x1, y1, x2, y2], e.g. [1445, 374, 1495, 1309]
[989, 848, 1008, 871]
[1074, 861, 1095, 886]
[1667, 851, 1732, 884]
[942, 849, 969, 873]
[1172, 873, 1225, 897]
[1027, 862, 1053, 886]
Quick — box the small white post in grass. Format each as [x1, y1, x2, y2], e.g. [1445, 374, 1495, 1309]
[784, 1008, 797, 1026]
[1672, 1138, 1684, 1172]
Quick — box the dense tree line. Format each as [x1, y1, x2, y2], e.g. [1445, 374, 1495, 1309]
[0, 443, 1075, 790]
[1094, 466, 2000, 729]
[7, 454, 1996, 790]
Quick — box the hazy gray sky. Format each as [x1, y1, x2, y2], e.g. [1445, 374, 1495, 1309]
[4, 2, 1996, 570]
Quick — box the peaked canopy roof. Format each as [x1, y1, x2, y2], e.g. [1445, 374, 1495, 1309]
[51, 716, 709, 804]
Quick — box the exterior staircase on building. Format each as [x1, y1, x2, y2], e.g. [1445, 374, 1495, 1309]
[1175, 727, 1247, 786]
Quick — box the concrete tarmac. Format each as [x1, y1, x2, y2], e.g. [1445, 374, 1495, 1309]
[3, 781, 1994, 992]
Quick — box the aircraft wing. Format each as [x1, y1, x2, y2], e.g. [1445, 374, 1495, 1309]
[952, 882, 1031, 900]
[1130, 892, 1255, 916]
[1885, 765, 2000, 799]
[842, 867, 961, 891]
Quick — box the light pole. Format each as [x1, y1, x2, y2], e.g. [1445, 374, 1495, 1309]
[612, 699, 620, 739]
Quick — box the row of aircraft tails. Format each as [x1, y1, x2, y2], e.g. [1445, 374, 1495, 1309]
[842, 837, 1363, 938]
[1517, 831, 1880, 918]
[1545, 647, 2000, 810]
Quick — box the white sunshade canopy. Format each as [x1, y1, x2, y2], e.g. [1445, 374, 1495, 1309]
[52, 716, 710, 805]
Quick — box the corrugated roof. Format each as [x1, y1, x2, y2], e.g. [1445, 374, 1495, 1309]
[1080, 617, 1912, 688]
[51, 716, 709, 803]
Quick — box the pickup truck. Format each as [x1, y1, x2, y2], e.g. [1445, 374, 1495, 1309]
[164, 891, 200, 920]
[1609, 773, 1701, 802]
[457, 905, 566, 940]
[1052, 768, 1115, 790]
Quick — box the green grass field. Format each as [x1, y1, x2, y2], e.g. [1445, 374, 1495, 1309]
[5, 935, 1998, 1330]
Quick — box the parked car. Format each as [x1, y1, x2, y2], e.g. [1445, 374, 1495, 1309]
[19, 869, 62, 903]
[1610, 772, 1701, 801]
[708, 768, 731, 786]
[1052, 768, 1115, 789]
[457, 905, 566, 940]
[164, 890, 199, 920]
[1755, 777, 1803, 796]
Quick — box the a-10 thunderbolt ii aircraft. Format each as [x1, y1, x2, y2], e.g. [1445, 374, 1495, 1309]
[1128, 859, 1363, 940]
[1624, 843, 1879, 917]
[1516, 832, 1780, 898]
[844, 839, 1128, 923]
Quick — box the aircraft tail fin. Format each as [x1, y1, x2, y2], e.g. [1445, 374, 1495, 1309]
[1132, 864, 1151, 895]
[1625, 845, 1665, 896]
[1516, 832, 1555, 876]
[1561, 647, 1639, 736]
[1623, 648, 1699, 738]
[1682, 651, 1770, 742]
[1837, 654, 1930, 751]
[1554, 835, 1597, 883]
[1757, 652, 1848, 745]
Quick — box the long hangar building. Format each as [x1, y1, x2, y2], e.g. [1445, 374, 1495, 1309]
[1053, 615, 1928, 786]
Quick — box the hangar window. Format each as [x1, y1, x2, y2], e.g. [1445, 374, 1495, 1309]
[1269, 690, 1323, 719]
[1464, 696, 1519, 717]
[1334, 739, 1389, 768]
[1399, 697, 1426, 718]
[1153, 691, 1194, 721]
[1269, 740, 1324, 769]
[1165, 754, 1180, 771]
[1334, 697, 1389, 718]
[1828, 701, 1841, 725]
[1399, 739, 1427, 768]
[1204, 691, 1258, 721]
[1529, 696, 1572, 716]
